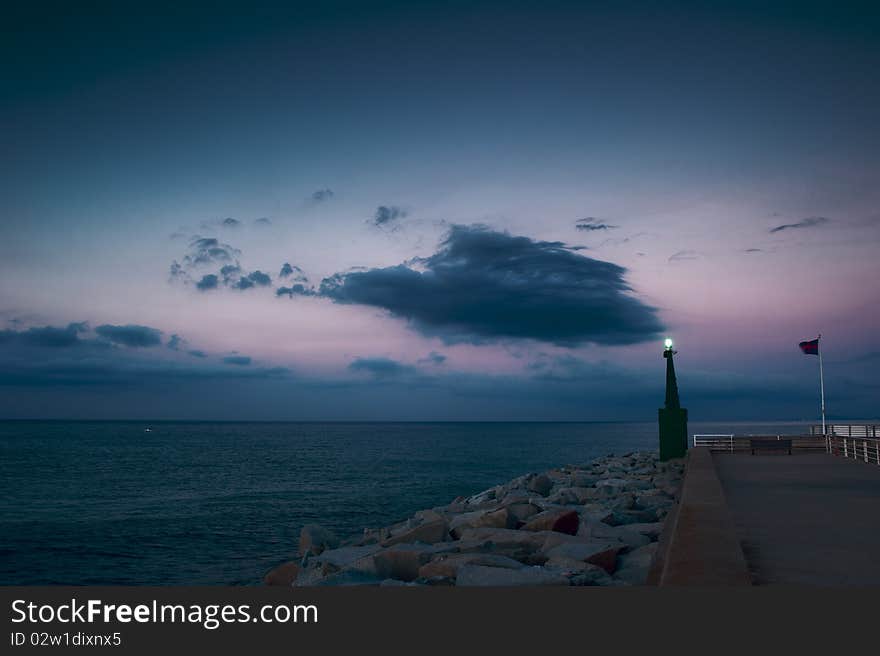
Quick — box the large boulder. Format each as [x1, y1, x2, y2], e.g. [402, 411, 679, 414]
[522, 509, 580, 535]
[295, 544, 385, 586]
[456, 564, 569, 586]
[299, 524, 339, 556]
[373, 545, 437, 582]
[544, 559, 613, 585]
[505, 502, 542, 523]
[603, 509, 658, 527]
[449, 508, 511, 537]
[382, 518, 450, 546]
[455, 527, 547, 557]
[313, 544, 384, 571]
[609, 493, 636, 511]
[617, 543, 657, 570]
[618, 522, 664, 540]
[579, 504, 615, 524]
[613, 543, 658, 585]
[418, 553, 524, 580]
[263, 561, 300, 586]
[572, 472, 599, 488]
[527, 474, 554, 496]
[587, 522, 652, 550]
[543, 540, 623, 574]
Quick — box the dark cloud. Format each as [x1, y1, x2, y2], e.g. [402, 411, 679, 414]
[0, 322, 88, 348]
[318, 224, 663, 346]
[196, 274, 219, 291]
[372, 205, 407, 226]
[95, 324, 162, 347]
[744, 248, 763, 253]
[279, 262, 308, 281]
[311, 188, 335, 202]
[223, 356, 252, 366]
[769, 216, 830, 233]
[575, 218, 617, 231]
[668, 250, 700, 262]
[348, 357, 414, 378]
[231, 270, 271, 290]
[276, 284, 315, 298]
[221, 217, 241, 228]
[169, 261, 188, 282]
[220, 263, 242, 283]
[0, 322, 290, 395]
[184, 237, 240, 266]
[254, 217, 272, 226]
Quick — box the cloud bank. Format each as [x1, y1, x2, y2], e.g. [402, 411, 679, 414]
[314, 225, 663, 346]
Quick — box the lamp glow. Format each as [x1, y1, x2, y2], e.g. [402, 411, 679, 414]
[664, 338, 673, 349]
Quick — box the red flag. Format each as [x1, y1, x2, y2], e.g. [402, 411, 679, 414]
[799, 338, 819, 355]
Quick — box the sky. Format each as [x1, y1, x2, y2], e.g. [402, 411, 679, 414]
[1, 1, 878, 420]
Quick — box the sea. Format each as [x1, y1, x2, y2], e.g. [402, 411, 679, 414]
[0, 420, 811, 585]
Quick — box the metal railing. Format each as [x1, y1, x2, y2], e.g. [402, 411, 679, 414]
[811, 424, 880, 438]
[826, 435, 880, 465]
[693, 434, 735, 451]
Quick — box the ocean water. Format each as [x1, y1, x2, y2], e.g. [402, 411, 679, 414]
[0, 420, 810, 585]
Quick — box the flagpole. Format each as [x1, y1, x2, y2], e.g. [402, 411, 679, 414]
[818, 333, 826, 436]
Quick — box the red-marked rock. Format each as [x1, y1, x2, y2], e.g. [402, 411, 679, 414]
[263, 561, 300, 586]
[522, 509, 580, 535]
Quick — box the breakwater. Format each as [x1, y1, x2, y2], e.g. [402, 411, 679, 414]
[265, 450, 684, 586]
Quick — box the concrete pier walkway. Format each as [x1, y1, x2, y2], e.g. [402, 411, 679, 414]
[714, 453, 880, 585]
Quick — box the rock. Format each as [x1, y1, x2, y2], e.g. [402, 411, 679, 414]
[604, 509, 658, 527]
[609, 493, 636, 511]
[549, 487, 598, 505]
[522, 509, 580, 535]
[383, 518, 450, 546]
[544, 540, 622, 573]
[572, 472, 599, 488]
[545, 559, 613, 585]
[505, 502, 542, 523]
[499, 489, 535, 506]
[263, 561, 300, 586]
[527, 474, 553, 496]
[634, 495, 674, 511]
[413, 508, 447, 523]
[449, 508, 511, 537]
[465, 487, 497, 505]
[618, 522, 664, 540]
[580, 504, 615, 524]
[418, 553, 524, 579]
[373, 545, 436, 582]
[613, 544, 658, 585]
[455, 527, 547, 557]
[617, 543, 657, 570]
[587, 522, 652, 550]
[314, 544, 384, 570]
[299, 524, 339, 556]
[456, 564, 569, 586]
